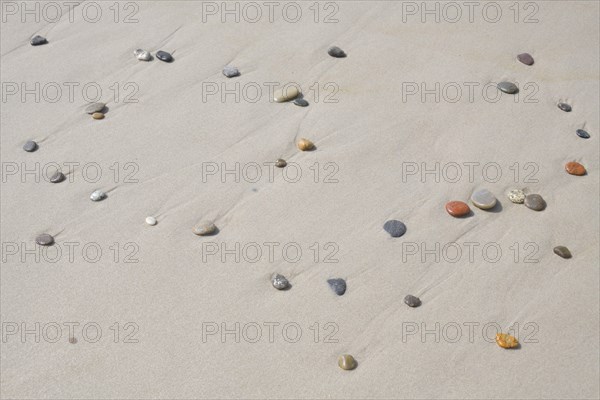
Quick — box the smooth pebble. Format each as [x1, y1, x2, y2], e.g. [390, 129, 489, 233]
[507, 189, 525, 204]
[293, 98, 309, 107]
[193, 221, 217, 236]
[328, 46, 346, 58]
[222, 66, 240, 78]
[524, 194, 546, 211]
[146, 216, 157, 226]
[383, 220, 406, 238]
[35, 233, 54, 246]
[565, 161, 586, 176]
[23, 140, 38, 152]
[92, 112, 104, 120]
[85, 102, 105, 114]
[558, 102, 572, 112]
[50, 171, 65, 183]
[156, 50, 173, 62]
[553, 246, 572, 259]
[274, 86, 300, 102]
[90, 190, 106, 202]
[338, 354, 357, 370]
[297, 138, 314, 151]
[30, 35, 47, 46]
[275, 159, 287, 168]
[445, 201, 470, 217]
[272, 274, 289, 290]
[404, 295, 421, 308]
[517, 53, 534, 65]
[327, 278, 347, 296]
[470, 189, 497, 210]
[497, 81, 519, 94]
[576, 129, 590, 139]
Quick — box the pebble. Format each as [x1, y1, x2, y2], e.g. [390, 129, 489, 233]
[565, 161, 586, 176]
[92, 112, 104, 120]
[470, 189, 497, 210]
[35, 233, 54, 246]
[156, 50, 173, 62]
[383, 220, 406, 238]
[338, 354, 357, 370]
[85, 102, 105, 114]
[274, 86, 300, 102]
[404, 294, 421, 308]
[30, 35, 47, 46]
[524, 194, 546, 211]
[517, 53, 534, 65]
[146, 216, 157, 226]
[328, 46, 346, 58]
[553, 246, 572, 259]
[90, 190, 106, 202]
[558, 102, 572, 112]
[49, 171, 65, 183]
[496, 333, 519, 349]
[327, 278, 347, 296]
[297, 138, 314, 151]
[222, 66, 240, 78]
[576, 129, 590, 139]
[193, 221, 217, 236]
[497, 81, 519, 94]
[293, 98, 309, 107]
[23, 140, 38, 152]
[134, 49, 152, 61]
[507, 189, 525, 204]
[275, 159, 287, 168]
[271, 274, 290, 290]
[445, 201, 470, 217]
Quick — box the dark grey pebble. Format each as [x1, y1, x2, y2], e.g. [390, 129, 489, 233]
[293, 98, 309, 107]
[327, 278, 347, 296]
[35, 233, 54, 246]
[576, 129, 590, 139]
[553, 246, 572, 259]
[383, 220, 406, 238]
[517, 53, 534, 65]
[50, 171, 65, 183]
[328, 46, 346, 58]
[30, 35, 47, 46]
[404, 295, 421, 308]
[497, 81, 519, 94]
[524, 194, 546, 211]
[23, 140, 38, 152]
[558, 103, 572, 112]
[156, 50, 173, 62]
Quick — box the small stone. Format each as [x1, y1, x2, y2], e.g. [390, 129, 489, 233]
[517, 53, 534, 65]
[193, 221, 217, 236]
[274, 86, 300, 103]
[293, 98, 309, 107]
[222, 65, 240, 78]
[90, 190, 106, 202]
[507, 189, 525, 204]
[470, 189, 497, 210]
[553, 246, 572, 259]
[134, 49, 152, 61]
[49, 171, 65, 183]
[576, 129, 590, 139]
[271, 274, 289, 290]
[383, 220, 406, 238]
[327, 279, 347, 296]
[92, 112, 104, 120]
[156, 50, 173, 62]
[524, 194, 546, 211]
[85, 102, 105, 114]
[30, 35, 47, 46]
[35, 233, 54, 246]
[275, 159, 287, 168]
[146, 216, 157, 226]
[338, 354, 357, 370]
[328, 46, 346, 58]
[404, 295, 421, 308]
[69, 337, 77, 344]
[497, 81, 519, 94]
[565, 161, 586, 176]
[23, 140, 38, 152]
[496, 333, 519, 349]
[297, 138, 314, 151]
[558, 102, 572, 112]
[445, 201, 470, 217]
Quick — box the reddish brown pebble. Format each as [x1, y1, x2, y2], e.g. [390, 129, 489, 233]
[445, 201, 470, 217]
[565, 161, 586, 176]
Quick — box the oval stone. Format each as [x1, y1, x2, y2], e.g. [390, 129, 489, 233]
[271, 273, 289, 290]
[30, 35, 47, 46]
[496, 333, 519, 349]
[23, 140, 38, 152]
[293, 98, 309, 107]
[558, 102, 572, 112]
[517, 53, 534, 65]
[274, 86, 300, 103]
[156, 50, 173, 62]
[404, 294, 421, 308]
[275, 159, 287, 168]
[328, 46, 346, 58]
[297, 138, 314, 151]
[85, 102, 105, 114]
[383, 220, 406, 238]
[49, 171, 65, 183]
[90, 190, 106, 201]
[92, 112, 104, 120]
[553, 246, 572, 259]
[497, 81, 519, 94]
[470, 189, 497, 210]
[193, 221, 217, 236]
[576, 129, 590, 139]
[338, 354, 357, 370]
[445, 201, 470, 217]
[327, 278, 346, 296]
[507, 189, 525, 204]
[524, 194, 546, 211]
[565, 161, 586, 176]
[35, 233, 54, 246]
[222, 65, 240, 78]
[146, 216, 157, 226]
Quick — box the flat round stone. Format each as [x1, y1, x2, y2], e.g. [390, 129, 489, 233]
[135, 49, 152, 61]
[496, 333, 518, 349]
[470, 189, 497, 210]
[35, 233, 54, 246]
[23, 140, 38, 152]
[271, 273, 289, 290]
[497, 81, 519, 94]
[193, 221, 217, 236]
[558, 102, 572, 112]
[156, 50, 173, 62]
[275, 159, 287, 168]
[92, 112, 104, 120]
[517, 53, 534, 65]
[576, 129, 590, 139]
[30, 35, 47, 46]
[274, 86, 300, 102]
[293, 98, 309, 107]
[524, 194, 546, 211]
[90, 190, 106, 201]
[85, 102, 105, 114]
[328, 46, 346, 58]
[222, 65, 240, 78]
[553, 246, 572, 259]
[565, 161, 586, 176]
[49, 171, 65, 183]
[445, 201, 470, 217]
[297, 138, 314, 151]
[338, 354, 357, 370]
[404, 294, 421, 308]
[383, 220, 406, 238]
[507, 189, 525, 204]
[146, 216, 157, 226]
[327, 278, 347, 296]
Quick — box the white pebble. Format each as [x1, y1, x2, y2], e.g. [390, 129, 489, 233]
[146, 216, 157, 226]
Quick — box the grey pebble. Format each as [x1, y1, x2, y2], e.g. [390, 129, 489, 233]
[193, 221, 217, 236]
[30, 35, 47, 46]
[90, 190, 106, 202]
[553, 246, 572, 259]
[328, 46, 346, 58]
[471, 188, 497, 210]
[404, 295, 421, 308]
[497, 81, 519, 94]
[327, 278, 347, 296]
[272, 274, 290, 290]
[35, 233, 54, 246]
[23, 140, 38, 152]
[576, 129, 590, 139]
[222, 66, 240, 78]
[517, 53, 534, 66]
[383, 220, 406, 238]
[293, 98, 309, 107]
[524, 194, 546, 211]
[275, 159, 287, 168]
[558, 103, 572, 112]
[50, 171, 65, 183]
[134, 49, 152, 61]
[85, 102, 106, 114]
[156, 50, 173, 62]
